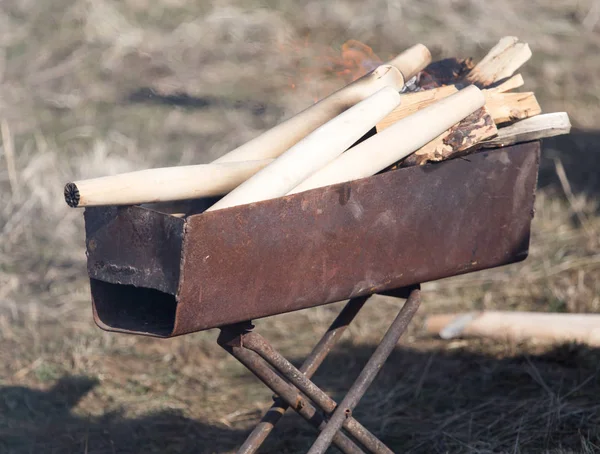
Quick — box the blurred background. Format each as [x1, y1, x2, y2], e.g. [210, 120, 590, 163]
[0, 1, 599, 452]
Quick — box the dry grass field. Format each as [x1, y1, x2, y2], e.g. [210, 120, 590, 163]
[1, 1, 600, 453]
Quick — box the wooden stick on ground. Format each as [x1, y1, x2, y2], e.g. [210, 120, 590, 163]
[207, 86, 401, 211]
[63, 159, 274, 208]
[425, 311, 600, 347]
[288, 85, 486, 194]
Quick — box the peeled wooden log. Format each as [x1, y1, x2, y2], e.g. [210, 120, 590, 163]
[400, 106, 497, 167]
[288, 85, 485, 194]
[63, 159, 273, 208]
[207, 87, 401, 211]
[425, 311, 600, 347]
[214, 45, 430, 164]
[388, 43, 431, 80]
[65, 46, 430, 209]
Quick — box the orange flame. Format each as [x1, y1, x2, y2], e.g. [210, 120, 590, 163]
[280, 39, 384, 102]
[331, 40, 383, 81]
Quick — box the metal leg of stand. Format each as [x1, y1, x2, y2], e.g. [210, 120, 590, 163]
[219, 330, 365, 454]
[238, 296, 369, 454]
[307, 288, 421, 454]
[217, 287, 421, 454]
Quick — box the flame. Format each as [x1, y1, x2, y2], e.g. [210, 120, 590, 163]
[279, 39, 384, 102]
[331, 40, 383, 81]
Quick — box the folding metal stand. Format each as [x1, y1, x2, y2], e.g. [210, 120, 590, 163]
[217, 286, 421, 454]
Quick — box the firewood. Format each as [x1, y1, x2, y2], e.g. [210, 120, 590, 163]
[213, 45, 430, 164]
[486, 74, 524, 93]
[484, 91, 541, 124]
[376, 84, 540, 131]
[463, 36, 532, 86]
[63, 159, 274, 208]
[425, 311, 600, 347]
[387, 43, 431, 80]
[207, 87, 401, 211]
[287, 86, 485, 194]
[481, 112, 571, 148]
[399, 107, 497, 167]
[376, 85, 457, 130]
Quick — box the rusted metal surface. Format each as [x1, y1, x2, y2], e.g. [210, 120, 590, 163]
[239, 296, 369, 454]
[308, 288, 421, 454]
[88, 142, 540, 337]
[85, 205, 184, 295]
[217, 325, 366, 454]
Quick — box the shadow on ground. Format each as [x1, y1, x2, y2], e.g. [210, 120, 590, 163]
[2, 342, 600, 453]
[0, 375, 246, 454]
[540, 130, 600, 207]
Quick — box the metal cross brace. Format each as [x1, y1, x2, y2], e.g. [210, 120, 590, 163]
[217, 286, 421, 453]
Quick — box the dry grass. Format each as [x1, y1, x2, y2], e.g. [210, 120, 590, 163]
[0, 1, 599, 453]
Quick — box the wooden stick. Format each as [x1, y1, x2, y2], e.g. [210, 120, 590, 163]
[463, 36, 532, 86]
[288, 85, 485, 194]
[376, 84, 540, 131]
[481, 112, 571, 148]
[387, 43, 431, 80]
[207, 87, 401, 211]
[63, 159, 274, 207]
[214, 46, 430, 163]
[425, 311, 600, 347]
[400, 106, 497, 167]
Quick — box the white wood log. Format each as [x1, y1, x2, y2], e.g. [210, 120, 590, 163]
[214, 45, 430, 164]
[288, 85, 486, 194]
[207, 86, 402, 211]
[387, 43, 431, 80]
[425, 311, 600, 347]
[63, 159, 273, 207]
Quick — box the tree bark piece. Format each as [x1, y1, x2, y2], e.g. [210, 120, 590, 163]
[400, 106, 497, 167]
[463, 36, 532, 86]
[63, 159, 274, 208]
[288, 86, 485, 194]
[425, 311, 600, 347]
[207, 87, 401, 211]
[481, 112, 571, 148]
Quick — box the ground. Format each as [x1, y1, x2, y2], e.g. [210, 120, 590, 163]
[0, 1, 599, 453]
